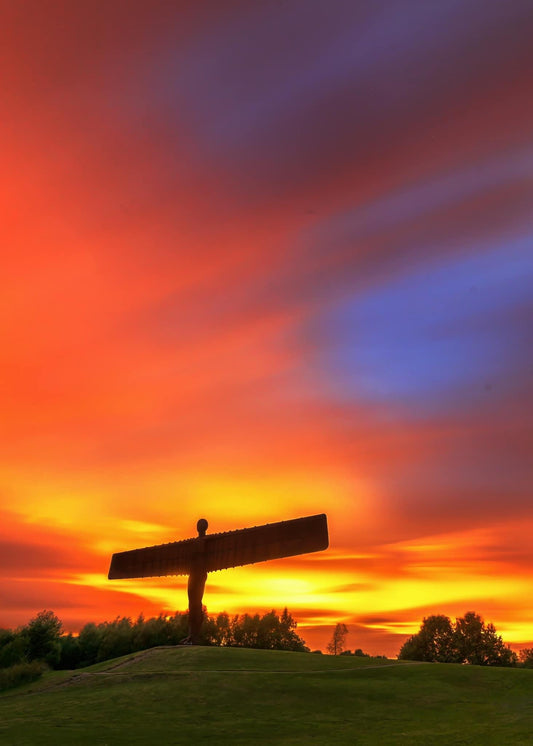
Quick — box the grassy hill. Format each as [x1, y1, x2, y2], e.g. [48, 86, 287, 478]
[1, 646, 532, 744]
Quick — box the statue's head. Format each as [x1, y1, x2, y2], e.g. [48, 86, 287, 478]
[197, 518, 208, 537]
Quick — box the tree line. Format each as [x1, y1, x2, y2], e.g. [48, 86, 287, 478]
[0, 607, 308, 675]
[1, 607, 531, 689]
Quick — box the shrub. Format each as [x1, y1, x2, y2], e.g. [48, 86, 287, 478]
[0, 661, 44, 691]
[0, 634, 28, 669]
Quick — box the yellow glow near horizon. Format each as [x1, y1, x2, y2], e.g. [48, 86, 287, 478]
[73, 539, 533, 634]
[4, 461, 533, 653]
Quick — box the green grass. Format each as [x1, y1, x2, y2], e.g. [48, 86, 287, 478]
[1, 647, 532, 744]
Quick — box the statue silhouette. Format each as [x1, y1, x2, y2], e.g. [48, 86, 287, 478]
[108, 513, 329, 644]
[182, 518, 208, 644]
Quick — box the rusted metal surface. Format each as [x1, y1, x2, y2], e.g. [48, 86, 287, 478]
[108, 513, 328, 579]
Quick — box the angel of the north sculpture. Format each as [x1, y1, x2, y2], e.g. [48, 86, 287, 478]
[108, 513, 329, 643]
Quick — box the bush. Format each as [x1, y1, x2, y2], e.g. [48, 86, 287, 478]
[0, 634, 28, 668]
[0, 661, 44, 691]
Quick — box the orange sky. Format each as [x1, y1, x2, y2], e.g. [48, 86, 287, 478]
[1, 1, 533, 655]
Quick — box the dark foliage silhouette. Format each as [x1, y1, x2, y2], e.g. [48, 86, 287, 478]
[0, 608, 308, 672]
[0, 611, 62, 669]
[26, 610, 63, 667]
[326, 623, 349, 655]
[399, 612, 517, 666]
[0, 661, 44, 691]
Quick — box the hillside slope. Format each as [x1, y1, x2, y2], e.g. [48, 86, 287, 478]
[1, 646, 532, 745]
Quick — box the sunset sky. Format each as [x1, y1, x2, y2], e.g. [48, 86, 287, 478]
[1, 1, 532, 655]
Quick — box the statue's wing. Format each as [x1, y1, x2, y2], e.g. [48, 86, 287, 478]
[108, 537, 196, 579]
[108, 513, 329, 579]
[204, 513, 328, 572]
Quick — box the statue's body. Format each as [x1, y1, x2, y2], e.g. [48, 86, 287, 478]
[183, 519, 208, 644]
[108, 513, 328, 644]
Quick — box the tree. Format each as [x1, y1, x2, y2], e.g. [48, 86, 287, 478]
[77, 623, 103, 667]
[327, 623, 349, 655]
[454, 611, 516, 666]
[0, 633, 27, 669]
[220, 610, 308, 651]
[25, 610, 63, 666]
[399, 611, 517, 666]
[399, 615, 456, 663]
[279, 607, 305, 651]
[58, 634, 82, 669]
[96, 617, 134, 662]
[519, 648, 533, 668]
[205, 612, 232, 647]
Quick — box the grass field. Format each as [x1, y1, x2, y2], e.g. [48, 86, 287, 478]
[1, 646, 532, 745]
